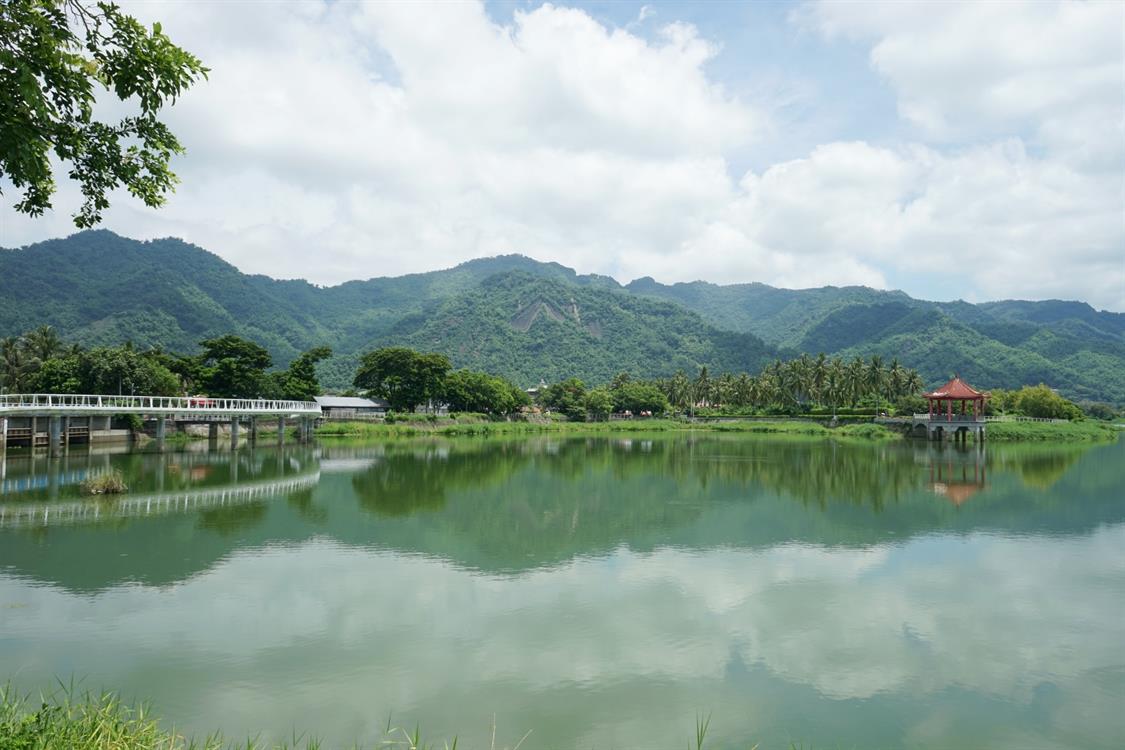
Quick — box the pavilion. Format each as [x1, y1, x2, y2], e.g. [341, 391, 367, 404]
[924, 376, 988, 422]
[912, 376, 989, 442]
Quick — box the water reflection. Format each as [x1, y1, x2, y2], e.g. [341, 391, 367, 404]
[0, 436, 1122, 749]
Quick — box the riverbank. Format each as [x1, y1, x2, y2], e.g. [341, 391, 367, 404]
[315, 417, 901, 441]
[0, 687, 739, 750]
[980, 420, 1119, 442]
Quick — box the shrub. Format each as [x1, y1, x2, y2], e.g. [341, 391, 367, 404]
[80, 470, 127, 495]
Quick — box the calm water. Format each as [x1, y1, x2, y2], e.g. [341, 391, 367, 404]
[1, 435, 1123, 749]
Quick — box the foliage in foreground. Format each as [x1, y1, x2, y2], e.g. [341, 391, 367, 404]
[0, 687, 775, 750]
[1, 0, 208, 227]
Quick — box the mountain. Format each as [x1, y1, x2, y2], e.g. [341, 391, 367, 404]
[626, 278, 1125, 404]
[2, 230, 1122, 403]
[0, 231, 779, 388]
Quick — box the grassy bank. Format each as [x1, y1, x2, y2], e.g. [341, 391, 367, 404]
[316, 417, 900, 441]
[983, 420, 1119, 442]
[0, 687, 769, 750]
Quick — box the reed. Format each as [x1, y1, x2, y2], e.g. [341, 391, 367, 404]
[79, 469, 128, 495]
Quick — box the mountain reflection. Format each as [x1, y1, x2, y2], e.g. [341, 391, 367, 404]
[0, 436, 1121, 592]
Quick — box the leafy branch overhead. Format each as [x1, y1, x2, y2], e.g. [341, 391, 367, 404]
[0, 0, 208, 226]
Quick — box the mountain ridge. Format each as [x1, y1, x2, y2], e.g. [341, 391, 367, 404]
[2, 231, 1122, 402]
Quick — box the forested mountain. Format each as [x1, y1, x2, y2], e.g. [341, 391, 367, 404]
[2, 231, 1122, 402]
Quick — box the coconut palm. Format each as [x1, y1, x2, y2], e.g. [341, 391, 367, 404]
[1, 337, 32, 392]
[23, 325, 62, 364]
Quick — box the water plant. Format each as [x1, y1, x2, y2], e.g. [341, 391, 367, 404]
[79, 470, 128, 495]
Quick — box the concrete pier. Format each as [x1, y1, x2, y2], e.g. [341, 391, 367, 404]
[230, 418, 240, 449]
[49, 416, 62, 456]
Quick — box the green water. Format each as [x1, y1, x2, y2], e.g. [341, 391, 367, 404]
[1, 435, 1123, 749]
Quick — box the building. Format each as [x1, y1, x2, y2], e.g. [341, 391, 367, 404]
[314, 396, 389, 419]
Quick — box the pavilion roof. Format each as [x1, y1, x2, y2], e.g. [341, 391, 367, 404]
[924, 376, 987, 400]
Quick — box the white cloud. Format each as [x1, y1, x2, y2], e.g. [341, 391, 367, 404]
[4, 527, 1123, 747]
[0, 0, 1121, 310]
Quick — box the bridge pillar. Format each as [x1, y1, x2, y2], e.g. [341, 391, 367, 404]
[230, 418, 240, 449]
[156, 417, 166, 452]
[31, 416, 38, 446]
[249, 417, 258, 444]
[278, 417, 286, 445]
[49, 416, 62, 456]
[208, 422, 219, 446]
[63, 416, 70, 447]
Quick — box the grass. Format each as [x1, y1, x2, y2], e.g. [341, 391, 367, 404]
[982, 420, 1119, 442]
[79, 469, 128, 495]
[1, 685, 812, 750]
[315, 418, 900, 441]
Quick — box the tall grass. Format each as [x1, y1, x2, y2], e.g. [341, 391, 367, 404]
[983, 420, 1118, 442]
[79, 469, 128, 495]
[0, 684, 825, 749]
[315, 418, 899, 441]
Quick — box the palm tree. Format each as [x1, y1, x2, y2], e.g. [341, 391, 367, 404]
[845, 357, 866, 407]
[0, 337, 32, 392]
[694, 366, 711, 411]
[826, 358, 845, 419]
[811, 353, 828, 406]
[867, 355, 885, 412]
[24, 325, 61, 364]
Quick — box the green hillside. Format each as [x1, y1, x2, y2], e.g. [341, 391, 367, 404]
[627, 275, 1125, 403]
[2, 231, 1122, 402]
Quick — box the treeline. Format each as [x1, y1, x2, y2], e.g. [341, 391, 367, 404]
[352, 347, 529, 415]
[0, 327, 330, 401]
[533, 356, 923, 421]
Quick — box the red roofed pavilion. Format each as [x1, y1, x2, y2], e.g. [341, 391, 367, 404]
[924, 376, 988, 422]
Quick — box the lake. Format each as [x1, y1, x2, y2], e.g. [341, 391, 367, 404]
[1, 435, 1123, 749]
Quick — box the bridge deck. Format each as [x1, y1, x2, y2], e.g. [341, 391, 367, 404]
[0, 394, 321, 418]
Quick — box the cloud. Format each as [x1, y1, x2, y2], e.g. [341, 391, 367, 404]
[0, 0, 1121, 310]
[3, 527, 1123, 747]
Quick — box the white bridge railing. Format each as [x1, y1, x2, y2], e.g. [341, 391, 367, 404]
[911, 413, 1067, 424]
[0, 393, 321, 417]
[0, 471, 321, 528]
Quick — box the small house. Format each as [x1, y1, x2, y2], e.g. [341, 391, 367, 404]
[314, 396, 389, 419]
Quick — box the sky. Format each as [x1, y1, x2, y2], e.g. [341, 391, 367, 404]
[1, 0, 1123, 310]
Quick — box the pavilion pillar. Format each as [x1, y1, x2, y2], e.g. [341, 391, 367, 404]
[947, 399, 952, 422]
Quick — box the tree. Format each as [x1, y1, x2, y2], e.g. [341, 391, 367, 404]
[584, 387, 613, 421]
[276, 345, 331, 401]
[0, 336, 33, 391]
[611, 381, 669, 415]
[23, 324, 62, 363]
[353, 347, 451, 413]
[198, 335, 272, 398]
[443, 369, 528, 415]
[1, 0, 208, 227]
[541, 377, 587, 421]
[1014, 384, 1082, 420]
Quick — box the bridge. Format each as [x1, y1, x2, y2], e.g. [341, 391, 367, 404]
[875, 413, 1067, 442]
[0, 471, 321, 529]
[0, 393, 322, 452]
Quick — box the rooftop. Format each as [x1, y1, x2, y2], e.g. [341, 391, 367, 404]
[314, 396, 389, 409]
